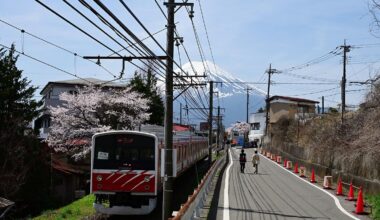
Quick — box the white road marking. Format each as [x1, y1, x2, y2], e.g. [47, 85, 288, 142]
[223, 149, 233, 220]
[261, 154, 360, 220]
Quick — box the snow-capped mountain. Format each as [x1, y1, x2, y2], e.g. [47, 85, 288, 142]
[179, 61, 266, 98]
[174, 61, 266, 127]
[160, 61, 266, 127]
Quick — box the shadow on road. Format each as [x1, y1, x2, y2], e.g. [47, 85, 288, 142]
[207, 150, 229, 220]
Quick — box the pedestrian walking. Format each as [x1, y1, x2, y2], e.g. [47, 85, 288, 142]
[252, 150, 260, 174]
[239, 149, 247, 173]
[252, 140, 258, 148]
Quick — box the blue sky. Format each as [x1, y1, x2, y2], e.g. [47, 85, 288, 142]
[1, 0, 380, 112]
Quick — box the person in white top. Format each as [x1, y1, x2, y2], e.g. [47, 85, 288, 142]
[252, 150, 260, 174]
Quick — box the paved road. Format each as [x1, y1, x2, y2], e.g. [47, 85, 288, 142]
[215, 147, 362, 220]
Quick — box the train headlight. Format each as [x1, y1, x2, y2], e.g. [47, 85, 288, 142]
[96, 175, 103, 182]
[144, 176, 150, 182]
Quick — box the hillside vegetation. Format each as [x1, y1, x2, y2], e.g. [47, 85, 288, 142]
[271, 81, 380, 187]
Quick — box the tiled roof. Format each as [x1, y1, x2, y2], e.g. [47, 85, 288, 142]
[269, 95, 319, 104]
[52, 156, 84, 175]
[40, 78, 126, 95]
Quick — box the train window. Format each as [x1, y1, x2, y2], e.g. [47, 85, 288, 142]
[93, 133, 155, 170]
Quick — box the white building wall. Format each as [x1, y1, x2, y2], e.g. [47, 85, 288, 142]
[248, 112, 266, 142]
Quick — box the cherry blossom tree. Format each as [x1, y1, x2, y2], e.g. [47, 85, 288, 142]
[47, 86, 150, 159]
[231, 121, 250, 134]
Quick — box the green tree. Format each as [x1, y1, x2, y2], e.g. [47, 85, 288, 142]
[257, 107, 264, 113]
[128, 65, 164, 125]
[0, 45, 41, 132]
[0, 45, 47, 214]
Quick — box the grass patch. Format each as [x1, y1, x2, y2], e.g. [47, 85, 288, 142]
[33, 194, 96, 220]
[213, 151, 225, 161]
[367, 193, 380, 220]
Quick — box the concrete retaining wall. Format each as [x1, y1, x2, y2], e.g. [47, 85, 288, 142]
[267, 144, 380, 194]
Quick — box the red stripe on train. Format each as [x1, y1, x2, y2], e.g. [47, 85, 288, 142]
[92, 171, 155, 193]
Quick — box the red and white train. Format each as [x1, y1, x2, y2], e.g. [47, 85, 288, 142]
[90, 127, 208, 215]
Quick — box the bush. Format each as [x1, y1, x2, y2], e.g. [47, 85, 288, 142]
[367, 194, 380, 219]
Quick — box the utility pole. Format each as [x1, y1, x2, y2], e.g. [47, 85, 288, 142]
[264, 64, 279, 139]
[246, 87, 252, 123]
[208, 80, 213, 167]
[322, 96, 325, 114]
[161, 2, 195, 218]
[340, 40, 351, 124]
[265, 64, 271, 137]
[162, 0, 175, 219]
[217, 105, 221, 149]
[179, 102, 182, 125]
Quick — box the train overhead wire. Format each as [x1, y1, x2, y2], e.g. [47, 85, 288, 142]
[0, 18, 117, 78]
[77, 0, 167, 78]
[0, 43, 94, 84]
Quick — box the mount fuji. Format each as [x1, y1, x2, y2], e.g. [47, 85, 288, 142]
[173, 61, 266, 127]
[161, 61, 266, 128]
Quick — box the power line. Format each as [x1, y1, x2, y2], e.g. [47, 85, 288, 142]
[281, 71, 339, 83]
[196, 0, 218, 73]
[212, 81, 339, 85]
[35, 0, 119, 57]
[106, 0, 193, 82]
[0, 43, 93, 84]
[77, 0, 167, 79]
[154, 0, 201, 78]
[287, 86, 340, 97]
[352, 43, 380, 48]
[323, 89, 368, 98]
[108, 25, 169, 57]
[280, 47, 342, 72]
[185, 4, 210, 74]
[0, 18, 117, 78]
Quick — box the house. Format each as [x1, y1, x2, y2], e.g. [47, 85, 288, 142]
[269, 95, 319, 124]
[51, 154, 87, 204]
[34, 78, 126, 139]
[269, 94, 320, 137]
[248, 112, 266, 144]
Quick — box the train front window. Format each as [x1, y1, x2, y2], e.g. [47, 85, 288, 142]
[93, 134, 155, 170]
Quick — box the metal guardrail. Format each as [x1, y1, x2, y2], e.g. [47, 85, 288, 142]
[170, 151, 226, 220]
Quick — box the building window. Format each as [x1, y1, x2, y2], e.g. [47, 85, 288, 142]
[69, 90, 78, 95]
[298, 105, 309, 114]
[253, 123, 260, 130]
[47, 90, 53, 99]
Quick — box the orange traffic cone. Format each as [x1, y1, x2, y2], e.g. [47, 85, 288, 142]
[355, 187, 366, 215]
[272, 154, 276, 161]
[294, 163, 299, 173]
[283, 159, 287, 167]
[310, 169, 316, 183]
[336, 178, 343, 196]
[346, 182, 356, 201]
